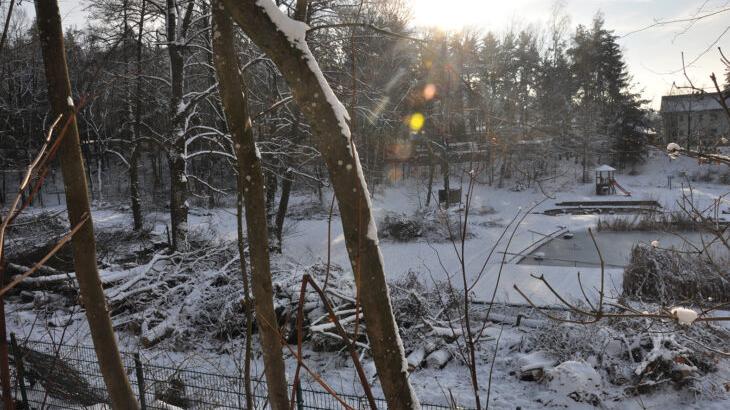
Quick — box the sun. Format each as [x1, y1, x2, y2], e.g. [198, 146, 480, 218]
[411, 0, 521, 30]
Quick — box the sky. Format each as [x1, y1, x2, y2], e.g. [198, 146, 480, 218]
[15, 0, 730, 109]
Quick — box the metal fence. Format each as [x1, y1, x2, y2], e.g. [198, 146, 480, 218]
[8, 336, 463, 409]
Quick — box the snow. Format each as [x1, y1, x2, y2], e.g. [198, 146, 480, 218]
[671, 307, 699, 325]
[66, 96, 74, 107]
[667, 142, 682, 152]
[254, 142, 261, 159]
[518, 351, 556, 372]
[6, 147, 730, 409]
[595, 164, 615, 172]
[547, 360, 602, 395]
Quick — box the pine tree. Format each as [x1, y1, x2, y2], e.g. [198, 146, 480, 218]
[569, 13, 647, 170]
[536, 5, 573, 146]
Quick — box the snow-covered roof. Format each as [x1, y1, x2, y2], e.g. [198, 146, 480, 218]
[660, 92, 729, 113]
[595, 165, 616, 172]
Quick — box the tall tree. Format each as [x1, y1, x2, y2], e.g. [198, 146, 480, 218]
[33, 0, 139, 407]
[221, 1, 420, 408]
[211, 3, 289, 409]
[537, 3, 573, 145]
[569, 13, 646, 170]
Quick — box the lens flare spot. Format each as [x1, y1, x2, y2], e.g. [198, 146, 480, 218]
[408, 112, 425, 132]
[387, 164, 404, 183]
[423, 84, 436, 100]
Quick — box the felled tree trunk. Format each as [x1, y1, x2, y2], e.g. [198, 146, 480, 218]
[221, 1, 420, 408]
[34, 1, 139, 408]
[211, 5, 289, 409]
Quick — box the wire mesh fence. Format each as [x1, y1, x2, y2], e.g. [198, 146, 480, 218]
[9, 336, 465, 409]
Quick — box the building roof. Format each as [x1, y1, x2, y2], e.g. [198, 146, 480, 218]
[660, 92, 729, 113]
[596, 165, 616, 172]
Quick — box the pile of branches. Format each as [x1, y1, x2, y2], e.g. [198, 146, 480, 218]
[10, 230, 485, 368]
[272, 268, 482, 371]
[7, 227, 247, 348]
[624, 245, 730, 304]
[379, 211, 475, 243]
[528, 313, 728, 397]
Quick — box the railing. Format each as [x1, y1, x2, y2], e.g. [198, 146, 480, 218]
[9, 336, 466, 409]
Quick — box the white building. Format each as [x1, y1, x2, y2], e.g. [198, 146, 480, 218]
[660, 92, 730, 149]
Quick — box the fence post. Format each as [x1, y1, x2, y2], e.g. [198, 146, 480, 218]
[9, 333, 28, 407]
[134, 353, 147, 410]
[295, 380, 304, 410]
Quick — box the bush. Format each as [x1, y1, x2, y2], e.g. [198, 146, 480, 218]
[380, 213, 424, 241]
[597, 211, 697, 232]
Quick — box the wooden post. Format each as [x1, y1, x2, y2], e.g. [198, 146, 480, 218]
[134, 353, 147, 410]
[9, 334, 28, 407]
[295, 380, 304, 410]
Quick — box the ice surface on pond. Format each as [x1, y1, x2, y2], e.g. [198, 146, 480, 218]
[520, 230, 727, 268]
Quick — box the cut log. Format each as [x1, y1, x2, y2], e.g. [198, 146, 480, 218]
[425, 349, 451, 369]
[406, 347, 425, 371]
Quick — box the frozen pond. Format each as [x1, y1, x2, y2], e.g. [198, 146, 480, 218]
[520, 230, 728, 267]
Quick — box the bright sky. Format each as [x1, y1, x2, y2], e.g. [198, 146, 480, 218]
[412, 0, 730, 109]
[16, 0, 730, 109]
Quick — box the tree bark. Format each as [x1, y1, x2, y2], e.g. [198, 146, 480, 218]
[274, 170, 292, 251]
[275, 114, 302, 251]
[34, 1, 139, 408]
[166, 0, 190, 250]
[221, 2, 420, 408]
[130, 0, 147, 231]
[211, 5, 290, 410]
[425, 141, 434, 207]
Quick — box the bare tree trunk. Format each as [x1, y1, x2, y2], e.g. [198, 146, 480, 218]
[274, 114, 302, 250]
[34, 1, 139, 408]
[274, 170, 292, 251]
[425, 141, 435, 207]
[236, 191, 254, 410]
[168, 150, 187, 249]
[166, 0, 189, 250]
[221, 2, 420, 408]
[265, 170, 277, 221]
[211, 5, 289, 409]
[129, 0, 147, 231]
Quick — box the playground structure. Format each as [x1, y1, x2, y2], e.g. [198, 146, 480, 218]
[595, 165, 630, 196]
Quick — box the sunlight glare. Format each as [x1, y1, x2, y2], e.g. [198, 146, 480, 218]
[412, 0, 524, 30]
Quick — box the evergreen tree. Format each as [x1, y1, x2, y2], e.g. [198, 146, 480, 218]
[536, 6, 573, 146]
[569, 13, 647, 169]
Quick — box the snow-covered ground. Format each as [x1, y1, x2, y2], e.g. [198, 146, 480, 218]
[6, 148, 730, 409]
